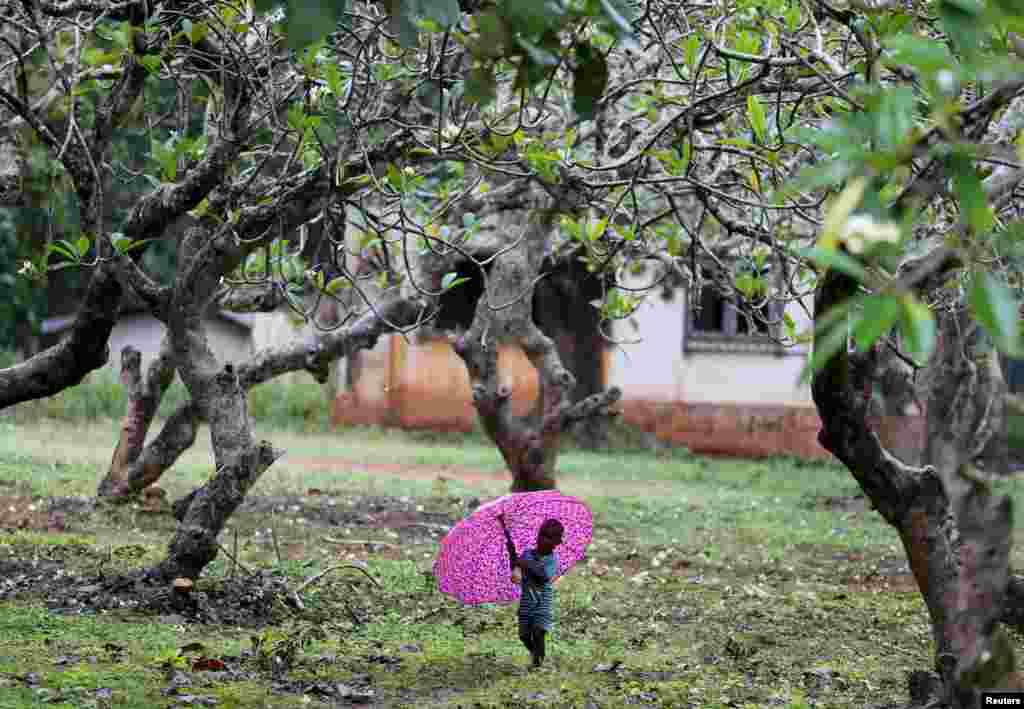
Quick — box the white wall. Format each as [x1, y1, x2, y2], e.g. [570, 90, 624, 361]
[104, 315, 252, 372]
[677, 352, 811, 404]
[607, 287, 685, 401]
[608, 287, 814, 405]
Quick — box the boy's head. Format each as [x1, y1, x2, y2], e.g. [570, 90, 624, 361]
[536, 518, 564, 554]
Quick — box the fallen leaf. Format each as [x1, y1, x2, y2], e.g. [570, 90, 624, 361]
[192, 657, 227, 672]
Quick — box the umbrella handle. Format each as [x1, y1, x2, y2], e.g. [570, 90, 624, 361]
[497, 515, 517, 565]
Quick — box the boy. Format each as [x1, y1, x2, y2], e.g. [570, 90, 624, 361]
[499, 515, 565, 669]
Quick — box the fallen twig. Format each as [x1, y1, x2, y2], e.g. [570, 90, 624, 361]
[270, 524, 282, 564]
[295, 563, 381, 595]
[217, 541, 258, 578]
[322, 536, 396, 548]
[412, 606, 446, 623]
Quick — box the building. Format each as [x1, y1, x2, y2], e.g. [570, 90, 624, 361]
[329, 269, 849, 459]
[40, 304, 256, 370]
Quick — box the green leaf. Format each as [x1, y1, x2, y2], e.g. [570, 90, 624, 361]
[419, 0, 460, 27]
[883, 35, 955, 76]
[951, 157, 994, 232]
[441, 271, 469, 291]
[969, 272, 1023, 355]
[325, 276, 351, 294]
[287, 104, 307, 132]
[138, 55, 162, 74]
[735, 273, 761, 298]
[324, 61, 343, 97]
[464, 65, 497, 106]
[385, 0, 422, 46]
[48, 241, 78, 262]
[82, 48, 120, 67]
[938, 0, 984, 56]
[498, 0, 551, 36]
[800, 299, 858, 384]
[599, 0, 635, 37]
[573, 42, 609, 120]
[75, 236, 90, 257]
[386, 163, 403, 190]
[800, 245, 870, 283]
[111, 233, 130, 254]
[516, 37, 559, 67]
[283, 0, 348, 51]
[683, 33, 701, 68]
[899, 296, 937, 365]
[747, 95, 767, 144]
[853, 294, 901, 351]
[187, 20, 209, 45]
[783, 311, 797, 340]
[122, 239, 150, 254]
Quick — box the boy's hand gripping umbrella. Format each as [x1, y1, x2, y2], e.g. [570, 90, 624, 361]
[432, 490, 593, 605]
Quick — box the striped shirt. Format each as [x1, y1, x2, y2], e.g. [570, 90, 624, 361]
[517, 549, 558, 632]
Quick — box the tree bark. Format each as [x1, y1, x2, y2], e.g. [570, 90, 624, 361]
[812, 267, 1015, 708]
[533, 259, 608, 449]
[150, 365, 281, 581]
[451, 210, 620, 491]
[97, 340, 177, 497]
[0, 264, 122, 410]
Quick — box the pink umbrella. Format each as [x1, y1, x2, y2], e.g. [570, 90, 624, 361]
[433, 490, 593, 605]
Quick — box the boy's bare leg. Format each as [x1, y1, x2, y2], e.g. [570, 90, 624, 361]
[531, 628, 547, 667]
[519, 625, 535, 655]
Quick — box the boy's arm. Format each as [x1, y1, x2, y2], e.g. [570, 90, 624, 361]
[498, 515, 517, 564]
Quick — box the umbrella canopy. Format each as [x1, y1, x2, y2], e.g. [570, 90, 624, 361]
[433, 490, 593, 605]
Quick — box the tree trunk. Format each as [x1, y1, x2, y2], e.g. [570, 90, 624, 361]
[155, 216, 281, 579]
[452, 210, 620, 491]
[97, 340, 177, 498]
[0, 264, 122, 410]
[150, 366, 281, 581]
[533, 259, 608, 449]
[812, 267, 1015, 708]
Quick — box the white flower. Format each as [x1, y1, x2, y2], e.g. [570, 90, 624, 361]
[441, 124, 460, 141]
[309, 84, 329, 103]
[17, 261, 34, 276]
[403, 166, 416, 176]
[936, 70, 958, 96]
[841, 215, 901, 254]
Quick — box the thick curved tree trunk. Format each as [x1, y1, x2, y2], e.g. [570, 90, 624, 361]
[151, 360, 282, 581]
[451, 210, 620, 491]
[812, 267, 1016, 707]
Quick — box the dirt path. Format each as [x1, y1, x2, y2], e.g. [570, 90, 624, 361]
[282, 456, 682, 497]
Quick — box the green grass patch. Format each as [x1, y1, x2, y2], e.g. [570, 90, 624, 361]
[4, 366, 331, 432]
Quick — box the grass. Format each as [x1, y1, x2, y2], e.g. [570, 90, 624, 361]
[4, 362, 332, 432]
[0, 418, 1022, 707]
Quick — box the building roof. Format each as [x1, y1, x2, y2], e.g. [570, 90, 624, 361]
[41, 306, 255, 335]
